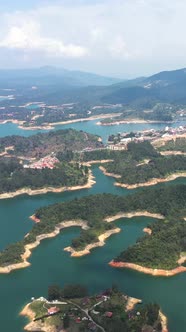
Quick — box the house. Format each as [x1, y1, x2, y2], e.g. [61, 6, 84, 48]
[105, 311, 113, 318]
[88, 322, 97, 331]
[47, 306, 60, 315]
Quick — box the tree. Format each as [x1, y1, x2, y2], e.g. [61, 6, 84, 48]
[48, 285, 62, 301]
[63, 314, 70, 329]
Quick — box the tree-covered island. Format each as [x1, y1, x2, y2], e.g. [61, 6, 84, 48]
[21, 284, 167, 332]
[99, 141, 186, 188]
[0, 184, 186, 275]
[0, 129, 104, 197]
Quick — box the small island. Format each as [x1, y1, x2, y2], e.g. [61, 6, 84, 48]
[0, 184, 185, 275]
[21, 284, 168, 332]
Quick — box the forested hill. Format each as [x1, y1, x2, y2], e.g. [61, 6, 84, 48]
[0, 184, 185, 268]
[35, 184, 186, 224]
[0, 129, 103, 158]
[102, 141, 186, 186]
[0, 158, 88, 194]
[101, 67, 186, 106]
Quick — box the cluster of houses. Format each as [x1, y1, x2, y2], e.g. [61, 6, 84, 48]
[107, 125, 186, 150]
[44, 293, 114, 330]
[23, 155, 59, 170]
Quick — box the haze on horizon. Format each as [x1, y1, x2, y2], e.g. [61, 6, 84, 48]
[0, 0, 186, 79]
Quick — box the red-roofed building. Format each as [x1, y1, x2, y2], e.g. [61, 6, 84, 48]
[47, 306, 60, 315]
[105, 311, 113, 318]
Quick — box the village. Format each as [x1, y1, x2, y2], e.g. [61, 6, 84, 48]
[25, 287, 147, 332]
[23, 155, 60, 170]
[107, 125, 186, 150]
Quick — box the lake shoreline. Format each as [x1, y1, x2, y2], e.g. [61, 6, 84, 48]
[99, 165, 121, 178]
[98, 118, 172, 126]
[0, 220, 89, 274]
[64, 227, 121, 257]
[0, 210, 164, 273]
[0, 170, 95, 199]
[115, 172, 186, 189]
[20, 297, 168, 332]
[20, 302, 57, 332]
[109, 260, 186, 276]
[104, 211, 165, 223]
[0, 113, 122, 130]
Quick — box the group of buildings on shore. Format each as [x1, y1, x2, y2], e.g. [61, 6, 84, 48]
[107, 125, 186, 150]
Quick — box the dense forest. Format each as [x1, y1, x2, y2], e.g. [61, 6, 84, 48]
[0, 158, 88, 193]
[0, 129, 102, 158]
[102, 141, 186, 185]
[115, 219, 186, 269]
[0, 184, 185, 269]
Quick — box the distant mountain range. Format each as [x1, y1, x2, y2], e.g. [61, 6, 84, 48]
[1, 66, 186, 107]
[102, 68, 186, 106]
[0, 66, 122, 88]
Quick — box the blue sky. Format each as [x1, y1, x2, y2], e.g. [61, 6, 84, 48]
[0, 0, 186, 78]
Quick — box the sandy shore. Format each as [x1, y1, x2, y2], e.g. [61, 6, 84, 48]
[115, 172, 186, 189]
[20, 301, 58, 332]
[99, 166, 121, 179]
[0, 220, 89, 274]
[126, 297, 168, 331]
[160, 150, 186, 156]
[177, 254, 186, 265]
[49, 112, 122, 126]
[82, 159, 113, 167]
[19, 124, 53, 130]
[30, 215, 41, 223]
[64, 227, 121, 257]
[0, 170, 95, 199]
[125, 297, 142, 311]
[159, 310, 169, 332]
[9, 113, 122, 131]
[105, 211, 164, 223]
[0, 119, 25, 126]
[20, 303, 35, 321]
[98, 119, 171, 126]
[143, 227, 152, 235]
[20, 303, 57, 332]
[109, 261, 186, 276]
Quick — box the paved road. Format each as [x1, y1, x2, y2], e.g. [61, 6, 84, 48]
[68, 300, 106, 332]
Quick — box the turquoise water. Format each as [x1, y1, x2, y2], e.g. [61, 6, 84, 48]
[25, 104, 41, 110]
[0, 121, 186, 331]
[0, 119, 186, 143]
[0, 96, 10, 102]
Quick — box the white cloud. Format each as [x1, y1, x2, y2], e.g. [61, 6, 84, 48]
[0, 20, 88, 58]
[0, 0, 186, 76]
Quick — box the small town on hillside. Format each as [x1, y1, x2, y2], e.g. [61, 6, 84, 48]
[107, 125, 186, 150]
[21, 125, 186, 170]
[23, 155, 60, 169]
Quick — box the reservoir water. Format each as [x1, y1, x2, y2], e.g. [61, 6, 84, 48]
[0, 120, 186, 332]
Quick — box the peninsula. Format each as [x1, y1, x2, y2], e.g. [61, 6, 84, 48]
[0, 184, 185, 275]
[99, 141, 186, 188]
[0, 128, 104, 198]
[21, 284, 167, 332]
